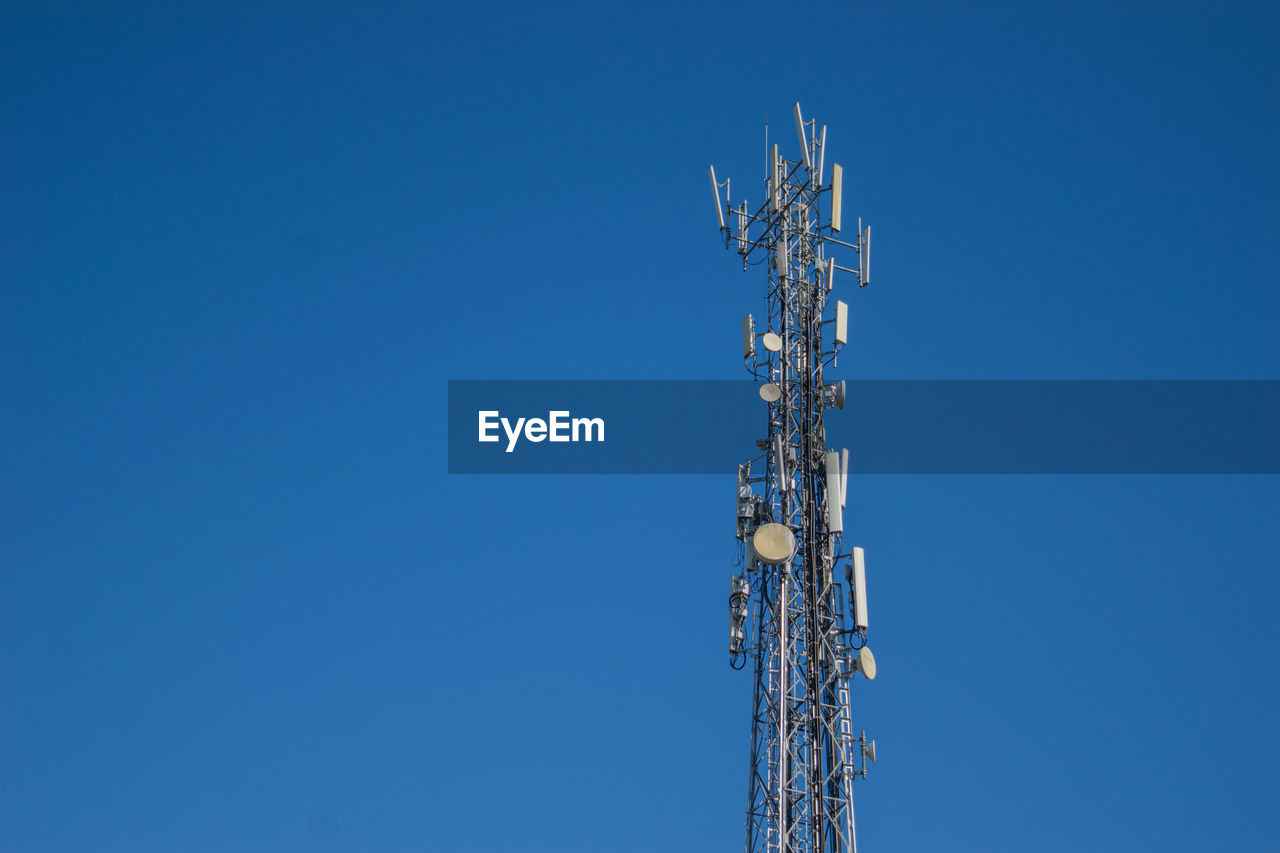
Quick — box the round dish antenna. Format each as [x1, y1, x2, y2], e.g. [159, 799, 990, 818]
[752, 523, 795, 566]
[761, 332, 783, 352]
[853, 646, 877, 680]
[758, 383, 782, 403]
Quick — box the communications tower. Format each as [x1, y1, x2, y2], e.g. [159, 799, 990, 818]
[710, 103, 878, 853]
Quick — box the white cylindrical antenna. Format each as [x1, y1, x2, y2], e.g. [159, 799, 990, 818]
[770, 144, 780, 211]
[816, 125, 827, 185]
[861, 224, 871, 286]
[709, 166, 726, 232]
[825, 450, 843, 533]
[793, 102, 811, 170]
[834, 300, 849, 346]
[840, 448, 849, 508]
[742, 314, 755, 359]
[831, 163, 843, 233]
[825, 257, 836, 292]
[851, 546, 868, 630]
[773, 432, 788, 493]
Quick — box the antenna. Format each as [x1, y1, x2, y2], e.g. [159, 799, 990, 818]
[851, 546, 868, 630]
[831, 163, 844, 232]
[825, 450, 843, 533]
[770, 144, 780, 211]
[773, 432, 788, 492]
[817, 125, 827, 185]
[834, 300, 849, 346]
[860, 224, 871, 286]
[793, 102, 811, 170]
[729, 574, 752, 657]
[856, 646, 876, 679]
[742, 315, 755, 359]
[840, 448, 849, 508]
[709, 166, 726, 232]
[753, 522, 795, 566]
[828, 379, 846, 410]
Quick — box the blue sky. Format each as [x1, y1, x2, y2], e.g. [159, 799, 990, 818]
[2, 2, 1277, 851]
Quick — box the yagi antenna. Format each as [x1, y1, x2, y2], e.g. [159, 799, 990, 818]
[793, 102, 811, 170]
[709, 165, 726, 232]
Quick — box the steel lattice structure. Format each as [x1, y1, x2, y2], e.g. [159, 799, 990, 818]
[711, 103, 876, 853]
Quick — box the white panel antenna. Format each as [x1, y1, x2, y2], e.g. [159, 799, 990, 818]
[825, 450, 843, 533]
[851, 546, 868, 630]
[742, 315, 755, 359]
[793, 102, 811, 170]
[831, 163, 843, 233]
[816, 125, 827, 185]
[776, 237, 788, 280]
[840, 448, 849, 508]
[709, 166, 725, 231]
[736, 203, 748, 254]
[825, 257, 836, 292]
[834, 300, 848, 346]
[773, 432, 788, 493]
[860, 224, 871, 286]
[770, 144, 780, 211]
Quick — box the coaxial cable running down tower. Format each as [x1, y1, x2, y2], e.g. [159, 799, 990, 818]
[710, 103, 878, 853]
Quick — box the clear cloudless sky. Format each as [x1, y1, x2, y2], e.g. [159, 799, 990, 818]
[2, 2, 1278, 851]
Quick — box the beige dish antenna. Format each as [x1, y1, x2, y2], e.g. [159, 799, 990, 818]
[762, 331, 783, 352]
[752, 523, 795, 566]
[759, 383, 782, 403]
[852, 645, 877, 680]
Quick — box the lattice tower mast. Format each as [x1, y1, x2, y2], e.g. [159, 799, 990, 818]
[711, 102, 877, 853]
